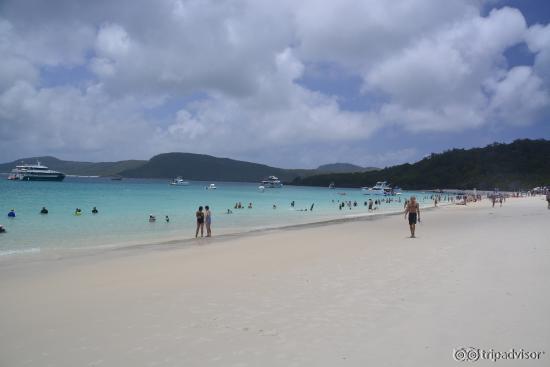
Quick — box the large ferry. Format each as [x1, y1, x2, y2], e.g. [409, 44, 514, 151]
[361, 181, 392, 195]
[8, 162, 66, 181]
[260, 176, 283, 188]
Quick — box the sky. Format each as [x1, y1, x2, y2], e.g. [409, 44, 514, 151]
[0, 0, 549, 168]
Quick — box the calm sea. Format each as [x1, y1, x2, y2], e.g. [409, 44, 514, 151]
[0, 176, 438, 256]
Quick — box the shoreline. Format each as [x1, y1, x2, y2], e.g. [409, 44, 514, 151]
[0, 200, 450, 265]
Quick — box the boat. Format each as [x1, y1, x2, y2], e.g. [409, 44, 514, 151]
[260, 176, 283, 188]
[393, 186, 403, 195]
[170, 177, 189, 186]
[206, 183, 217, 190]
[8, 162, 65, 181]
[111, 176, 123, 181]
[258, 185, 265, 192]
[362, 181, 392, 195]
[329, 182, 335, 189]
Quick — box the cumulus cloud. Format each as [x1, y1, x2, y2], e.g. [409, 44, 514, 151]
[0, 0, 549, 166]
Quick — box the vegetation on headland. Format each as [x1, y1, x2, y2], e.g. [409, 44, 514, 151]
[291, 139, 550, 191]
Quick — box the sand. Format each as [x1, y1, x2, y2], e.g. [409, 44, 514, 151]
[1, 196, 549, 366]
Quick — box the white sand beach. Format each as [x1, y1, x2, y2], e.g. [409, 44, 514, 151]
[1, 196, 549, 366]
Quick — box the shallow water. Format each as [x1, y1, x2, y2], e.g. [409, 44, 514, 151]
[0, 176, 440, 256]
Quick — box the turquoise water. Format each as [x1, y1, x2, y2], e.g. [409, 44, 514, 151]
[0, 176, 438, 256]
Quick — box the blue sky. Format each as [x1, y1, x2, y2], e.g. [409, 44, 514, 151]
[0, 0, 549, 168]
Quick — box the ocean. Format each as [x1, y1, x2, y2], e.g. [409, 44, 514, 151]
[0, 176, 440, 257]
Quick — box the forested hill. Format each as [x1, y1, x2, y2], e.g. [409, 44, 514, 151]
[291, 139, 550, 191]
[118, 152, 316, 181]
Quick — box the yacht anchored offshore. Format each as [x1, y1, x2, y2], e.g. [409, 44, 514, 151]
[170, 177, 189, 186]
[260, 176, 283, 188]
[8, 162, 66, 181]
[361, 181, 392, 195]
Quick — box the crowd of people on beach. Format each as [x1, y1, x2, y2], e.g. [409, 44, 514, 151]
[2, 190, 549, 238]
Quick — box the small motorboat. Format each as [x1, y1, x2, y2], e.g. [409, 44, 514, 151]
[206, 183, 217, 190]
[170, 177, 189, 186]
[329, 182, 335, 189]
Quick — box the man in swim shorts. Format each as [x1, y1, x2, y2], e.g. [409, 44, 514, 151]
[404, 196, 420, 238]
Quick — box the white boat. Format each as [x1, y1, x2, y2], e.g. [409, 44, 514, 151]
[206, 183, 217, 190]
[329, 182, 335, 189]
[9, 161, 65, 181]
[170, 177, 189, 186]
[260, 176, 283, 188]
[362, 181, 392, 195]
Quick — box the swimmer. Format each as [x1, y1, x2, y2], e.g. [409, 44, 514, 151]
[40, 207, 48, 214]
[310, 203, 314, 211]
[149, 214, 156, 222]
[92, 207, 98, 214]
[0, 224, 5, 233]
[74, 208, 82, 216]
[7, 209, 15, 218]
[165, 215, 170, 223]
[291, 201, 295, 208]
[272, 204, 277, 209]
[248, 202, 253, 209]
[226, 209, 233, 214]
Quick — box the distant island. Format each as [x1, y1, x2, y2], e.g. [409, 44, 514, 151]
[1, 139, 548, 190]
[0, 153, 376, 183]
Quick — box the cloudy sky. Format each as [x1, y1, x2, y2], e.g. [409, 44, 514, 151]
[1, 0, 549, 168]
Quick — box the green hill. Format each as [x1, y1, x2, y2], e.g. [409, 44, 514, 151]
[119, 152, 315, 181]
[292, 139, 550, 191]
[0, 156, 146, 177]
[316, 163, 379, 173]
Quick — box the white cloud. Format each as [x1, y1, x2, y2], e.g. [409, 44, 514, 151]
[0, 0, 549, 166]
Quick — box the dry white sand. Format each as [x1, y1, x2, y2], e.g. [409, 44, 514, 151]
[1, 196, 549, 366]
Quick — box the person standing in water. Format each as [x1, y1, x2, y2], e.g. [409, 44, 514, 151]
[195, 206, 205, 238]
[404, 196, 420, 238]
[205, 205, 212, 237]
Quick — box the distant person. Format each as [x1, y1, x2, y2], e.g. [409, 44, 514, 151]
[404, 196, 420, 238]
[226, 209, 233, 214]
[7, 209, 15, 218]
[291, 201, 295, 208]
[205, 205, 212, 237]
[0, 224, 6, 233]
[74, 208, 82, 216]
[273, 204, 277, 209]
[149, 214, 156, 222]
[492, 196, 496, 208]
[165, 215, 170, 223]
[40, 207, 48, 214]
[310, 203, 314, 211]
[195, 206, 204, 238]
[248, 202, 253, 209]
[92, 207, 98, 214]
[368, 199, 373, 211]
[547, 192, 550, 209]
[499, 196, 503, 207]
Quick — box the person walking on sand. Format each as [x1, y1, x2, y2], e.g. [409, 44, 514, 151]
[546, 192, 550, 209]
[404, 196, 420, 238]
[205, 205, 212, 237]
[195, 206, 205, 238]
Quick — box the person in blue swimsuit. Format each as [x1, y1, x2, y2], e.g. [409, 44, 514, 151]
[8, 209, 15, 218]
